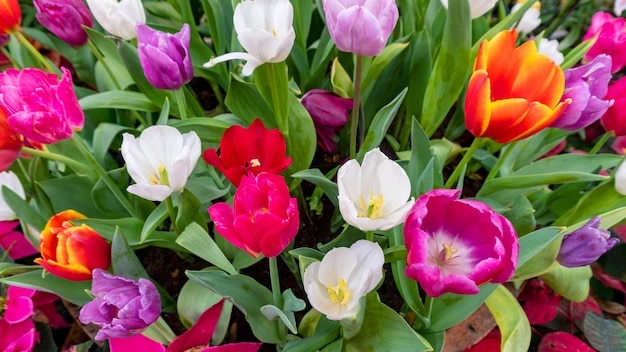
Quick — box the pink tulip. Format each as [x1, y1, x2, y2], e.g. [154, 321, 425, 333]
[0, 67, 84, 144]
[321, 0, 399, 56]
[404, 189, 519, 297]
[0, 221, 38, 260]
[601, 76, 626, 136]
[208, 172, 299, 258]
[582, 12, 626, 73]
[0, 317, 37, 351]
[34, 0, 93, 46]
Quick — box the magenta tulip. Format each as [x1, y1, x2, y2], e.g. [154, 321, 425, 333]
[321, 0, 399, 56]
[34, 0, 93, 46]
[601, 76, 626, 136]
[208, 172, 299, 258]
[582, 12, 626, 73]
[0, 317, 37, 351]
[0, 67, 84, 144]
[404, 189, 519, 297]
[301, 89, 352, 152]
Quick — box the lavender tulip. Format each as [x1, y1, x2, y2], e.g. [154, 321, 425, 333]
[137, 23, 193, 90]
[34, 0, 93, 46]
[551, 55, 614, 131]
[79, 269, 161, 341]
[557, 217, 619, 267]
[322, 0, 399, 57]
[301, 89, 352, 152]
[404, 189, 519, 297]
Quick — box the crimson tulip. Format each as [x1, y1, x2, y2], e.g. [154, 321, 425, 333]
[0, 0, 21, 35]
[34, 210, 111, 281]
[601, 76, 626, 136]
[0, 109, 22, 172]
[203, 119, 292, 186]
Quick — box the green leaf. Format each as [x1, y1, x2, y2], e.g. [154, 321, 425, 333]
[344, 292, 433, 352]
[225, 74, 274, 126]
[254, 62, 290, 130]
[478, 173, 609, 197]
[83, 27, 134, 90]
[92, 123, 134, 166]
[330, 58, 353, 98]
[485, 285, 531, 352]
[186, 270, 282, 344]
[362, 42, 410, 98]
[541, 264, 592, 302]
[177, 279, 228, 329]
[512, 227, 563, 281]
[176, 223, 237, 275]
[140, 202, 169, 243]
[555, 181, 626, 226]
[0, 270, 92, 306]
[286, 94, 316, 178]
[583, 313, 626, 351]
[169, 117, 233, 143]
[76, 218, 182, 250]
[429, 284, 497, 332]
[561, 37, 597, 70]
[389, 226, 424, 320]
[291, 169, 339, 208]
[1, 187, 47, 231]
[79, 91, 159, 112]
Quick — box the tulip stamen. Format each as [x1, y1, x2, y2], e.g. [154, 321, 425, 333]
[357, 193, 384, 219]
[272, 29, 277, 37]
[327, 279, 350, 305]
[248, 158, 261, 167]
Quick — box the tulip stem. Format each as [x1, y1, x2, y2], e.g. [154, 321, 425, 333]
[165, 196, 179, 235]
[444, 138, 485, 189]
[269, 256, 287, 339]
[174, 88, 188, 120]
[349, 56, 364, 159]
[484, 142, 516, 183]
[20, 147, 92, 176]
[422, 294, 434, 323]
[589, 132, 612, 155]
[366, 231, 374, 242]
[13, 30, 58, 74]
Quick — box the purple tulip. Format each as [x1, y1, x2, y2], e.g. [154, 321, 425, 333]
[301, 89, 352, 152]
[557, 217, 619, 268]
[79, 269, 161, 341]
[404, 189, 519, 298]
[321, 0, 399, 57]
[550, 55, 614, 131]
[34, 0, 93, 46]
[0, 67, 84, 144]
[136, 23, 193, 90]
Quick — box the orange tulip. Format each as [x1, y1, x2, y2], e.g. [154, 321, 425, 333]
[34, 210, 111, 281]
[464, 29, 571, 143]
[0, 0, 21, 34]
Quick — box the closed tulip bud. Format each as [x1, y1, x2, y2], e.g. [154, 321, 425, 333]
[34, 0, 93, 46]
[34, 210, 111, 281]
[137, 23, 193, 90]
[86, 0, 145, 40]
[0, 0, 21, 35]
[322, 0, 398, 57]
[301, 89, 352, 152]
[511, 1, 541, 35]
[557, 217, 619, 267]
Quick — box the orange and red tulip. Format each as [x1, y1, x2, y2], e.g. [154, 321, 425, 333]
[34, 210, 111, 282]
[464, 29, 571, 143]
[0, 0, 21, 34]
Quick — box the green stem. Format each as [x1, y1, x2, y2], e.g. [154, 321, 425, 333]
[269, 256, 287, 340]
[71, 135, 138, 218]
[422, 294, 434, 323]
[366, 231, 374, 242]
[21, 147, 92, 175]
[174, 88, 188, 120]
[444, 138, 485, 189]
[349, 56, 364, 159]
[165, 196, 179, 235]
[589, 131, 612, 155]
[268, 63, 288, 136]
[13, 30, 57, 73]
[484, 142, 516, 183]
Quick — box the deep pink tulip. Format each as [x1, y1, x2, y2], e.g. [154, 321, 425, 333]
[209, 172, 299, 258]
[601, 76, 626, 136]
[321, 0, 399, 56]
[0, 67, 84, 144]
[0, 221, 38, 260]
[0, 317, 37, 351]
[404, 189, 519, 297]
[582, 12, 626, 73]
[301, 89, 352, 152]
[34, 0, 93, 46]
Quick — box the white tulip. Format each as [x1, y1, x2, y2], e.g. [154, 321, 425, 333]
[86, 0, 146, 40]
[121, 126, 201, 202]
[337, 148, 415, 231]
[511, 1, 541, 35]
[303, 240, 384, 321]
[615, 160, 626, 196]
[439, 0, 498, 19]
[203, 0, 296, 76]
[0, 171, 25, 221]
[538, 38, 564, 66]
[616, 0, 626, 16]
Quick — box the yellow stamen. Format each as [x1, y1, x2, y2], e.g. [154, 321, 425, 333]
[148, 165, 169, 186]
[327, 279, 350, 304]
[357, 193, 384, 219]
[442, 243, 458, 261]
[272, 29, 277, 37]
[249, 158, 261, 167]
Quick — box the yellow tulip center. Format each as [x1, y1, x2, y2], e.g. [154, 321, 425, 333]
[436, 242, 459, 265]
[358, 193, 384, 219]
[149, 165, 169, 186]
[327, 279, 350, 305]
[248, 158, 261, 168]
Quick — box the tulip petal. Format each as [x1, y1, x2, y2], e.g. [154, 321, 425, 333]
[464, 70, 492, 137]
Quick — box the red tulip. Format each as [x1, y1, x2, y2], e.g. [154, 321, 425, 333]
[0, 108, 22, 172]
[601, 76, 626, 136]
[0, 0, 21, 35]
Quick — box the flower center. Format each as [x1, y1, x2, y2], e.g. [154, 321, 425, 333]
[358, 193, 384, 219]
[246, 158, 261, 168]
[327, 279, 350, 305]
[437, 243, 459, 264]
[149, 165, 169, 186]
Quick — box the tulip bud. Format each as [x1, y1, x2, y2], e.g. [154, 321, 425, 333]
[556, 217, 619, 267]
[86, 0, 145, 40]
[301, 89, 352, 152]
[0, 0, 21, 35]
[34, 0, 93, 46]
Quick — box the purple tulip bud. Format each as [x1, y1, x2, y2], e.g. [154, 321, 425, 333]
[301, 89, 352, 152]
[321, 0, 399, 57]
[557, 217, 620, 268]
[79, 269, 161, 341]
[551, 55, 614, 131]
[136, 23, 193, 90]
[34, 0, 93, 47]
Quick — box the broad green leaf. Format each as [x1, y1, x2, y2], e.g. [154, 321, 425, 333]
[555, 181, 626, 226]
[2, 187, 47, 231]
[541, 265, 592, 302]
[177, 279, 228, 329]
[254, 62, 290, 130]
[389, 226, 424, 321]
[478, 173, 609, 197]
[283, 315, 341, 352]
[0, 270, 92, 306]
[83, 27, 133, 90]
[91, 123, 133, 166]
[76, 218, 182, 250]
[513, 154, 622, 176]
[485, 285, 531, 352]
[79, 91, 158, 112]
[169, 117, 233, 144]
[405, 32, 432, 129]
[583, 313, 626, 351]
[511, 227, 563, 281]
[200, 0, 234, 55]
[286, 94, 316, 178]
[505, 196, 536, 236]
[0, 263, 39, 277]
[176, 223, 237, 275]
[140, 201, 169, 243]
[261, 289, 306, 334]
[225, 74, 274, 126]
[186, 270, 282, 344]
[362, 42, 410, 98]
[291, 169, 339, 208]
[429, 283, 497, 332]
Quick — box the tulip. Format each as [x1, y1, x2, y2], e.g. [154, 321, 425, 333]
[85, 0, 145, 40]
[615, 160, 626, 195]
[203, 119, 292, 187]
[601, 76, 626, 136]
[439, 0, 497, 19]
[0, 0, 21, 35]
[0, 109, 22, 172]
[303, 240, 383, 320]
[136, 23, 193, 90]
[34, 0, 93, 46]
[337, 148, 414, 231]
[204, 0, 295, 76]
[0, 170, 24, 221]
[301, 89, 353, 152]
[34, 210, 111, 281]
[0, 67, 84, 144]
[404, 189, 519, 297]
[0, 318, 36, 351]
[464, 29, 570, 143]
[321, 0, 398, 57]
[208, 172, 299, 258]
[550, 55, 613, 131]
[511, 1, 541, 35]
[537, 38, 563, 66]
[0, 221, 38, 260]
[582, 12, 626, 73]
[79, 269, 161, 341]
[121, 125, 201, 202]
[556, 217, 619, 267]
[616, 0, 626, 16]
